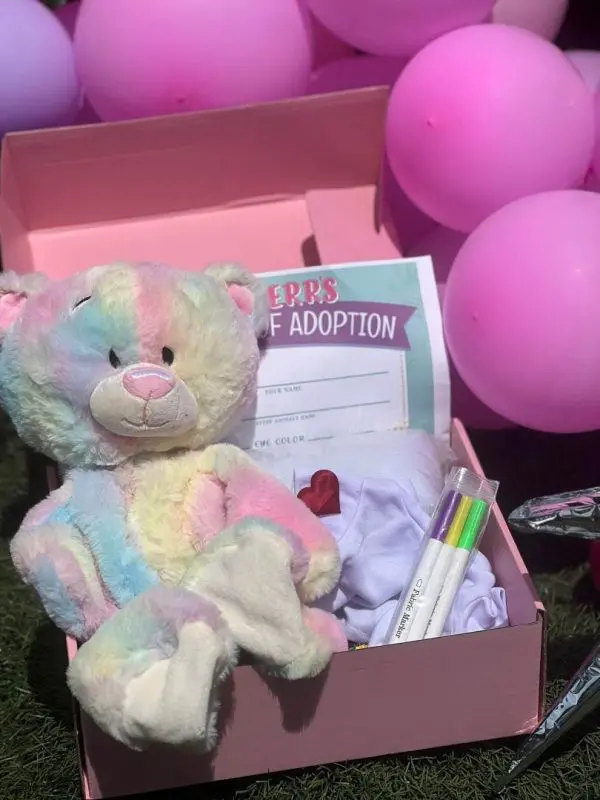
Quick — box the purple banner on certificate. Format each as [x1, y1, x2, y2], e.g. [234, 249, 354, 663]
[268, 301, 416, 350]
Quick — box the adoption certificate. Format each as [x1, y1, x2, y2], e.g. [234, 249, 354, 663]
[228, 258, 450, 450]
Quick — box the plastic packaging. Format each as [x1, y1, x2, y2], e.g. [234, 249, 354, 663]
[509, 486, 600, 540]
[385, 466, 499, 644]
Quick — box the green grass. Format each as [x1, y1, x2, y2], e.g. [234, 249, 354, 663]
[2, 413, 600, 800]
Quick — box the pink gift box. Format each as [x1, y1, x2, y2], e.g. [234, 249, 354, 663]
[0, 88, 545, 799]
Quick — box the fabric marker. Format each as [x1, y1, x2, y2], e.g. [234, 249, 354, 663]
[385, 489, 461, 644]
[403, 494, 473, 642]
[424, 498, 489, 640]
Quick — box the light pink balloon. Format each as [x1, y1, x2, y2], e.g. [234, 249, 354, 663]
[305, 0, 494, 58]
[567, 50, 600, 94]
[386, 25, 594, 233]
[0, 0, 81, 137]
[75, 0, 313, 121]
[492, 0, 569, 41]
[444, 190, 600, 434]
[308, 55, 406, 95]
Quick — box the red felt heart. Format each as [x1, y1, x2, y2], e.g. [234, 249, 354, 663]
[297, 470, 341, 517]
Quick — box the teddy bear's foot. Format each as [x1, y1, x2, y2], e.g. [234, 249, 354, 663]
[67, 585, 237, 751]
[183, 519, 347, 679]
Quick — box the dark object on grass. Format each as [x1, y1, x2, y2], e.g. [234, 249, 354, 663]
[494, 641, 600, 791]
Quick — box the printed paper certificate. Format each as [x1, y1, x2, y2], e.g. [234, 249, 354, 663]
[228, 258, 450, 450]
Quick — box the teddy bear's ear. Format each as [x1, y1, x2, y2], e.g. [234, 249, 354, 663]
[0, 272, 49, 343]
[204, 262, 269, 338]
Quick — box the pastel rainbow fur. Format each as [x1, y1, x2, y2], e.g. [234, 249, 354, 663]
[2, 262, 345, 752]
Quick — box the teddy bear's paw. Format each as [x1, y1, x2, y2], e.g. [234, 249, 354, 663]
[67, 586, 238, 752]
[296, 547, 342, 605]
[119, 619, 237, 751]
[266, 607, 348, 680]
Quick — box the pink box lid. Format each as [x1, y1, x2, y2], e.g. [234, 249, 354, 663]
[0, 88, 401, 277]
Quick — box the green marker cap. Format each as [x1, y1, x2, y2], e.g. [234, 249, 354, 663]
[458, 498, 489, 551]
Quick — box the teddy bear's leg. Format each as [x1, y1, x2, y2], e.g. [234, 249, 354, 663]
[11, 522, 116, 641]
[183, 517, 347, 680]
[67, 585, 237, 751]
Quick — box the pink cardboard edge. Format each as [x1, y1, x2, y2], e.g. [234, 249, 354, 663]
[0, 88, 391, 235]
[58, 420, 545, 799]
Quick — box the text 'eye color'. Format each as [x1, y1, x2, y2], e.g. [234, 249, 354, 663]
[109, 349, 121, 368]
[162, 347, 175, 366]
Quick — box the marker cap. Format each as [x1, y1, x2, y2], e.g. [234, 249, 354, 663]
[429, 490, 461, 541]
[445, 495, 473, 547]
[458, 498, 489, 551]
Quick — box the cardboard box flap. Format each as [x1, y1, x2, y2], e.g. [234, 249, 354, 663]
[1, 88, 389, 233]
[306, 186, 401, 264]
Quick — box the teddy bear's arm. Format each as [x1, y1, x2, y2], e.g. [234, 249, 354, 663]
[202, 443, 341, 603]
[10, 480, 115, 641]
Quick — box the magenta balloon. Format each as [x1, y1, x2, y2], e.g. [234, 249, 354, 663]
[0, 0, 81, 136]
[305, 0, 494, 58]
[492, 0, 569, 41]
[308, 55, 406, 95]
[444, 190, 600, 433]
[386, 25, 594, 233]
[567, 50, 600, 94]
[75, 0, 313, 121]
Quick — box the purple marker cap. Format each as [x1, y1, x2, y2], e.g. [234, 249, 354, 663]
[429, 490, 461, 542]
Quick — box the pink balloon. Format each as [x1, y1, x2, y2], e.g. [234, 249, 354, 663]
[305, 0, 494, 58]
[437, 284, 515, 429]
[308, 9, 355, 67]
[75, 0, 313, 121]
[444, 190, 600, 434]
[593, 91, 600, 182]
[0, 0, 81, 137]
[567, 50, 600, 94]
[308, 55, 406, 95]
[492, 0, 569, 41]
[386, 25, 594, 233]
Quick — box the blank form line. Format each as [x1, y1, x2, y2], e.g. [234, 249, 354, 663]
[258, 371, 389, 390]
[244, 400, 391, 423]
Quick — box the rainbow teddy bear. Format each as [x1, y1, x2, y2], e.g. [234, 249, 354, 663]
[0, 262, 345, 752]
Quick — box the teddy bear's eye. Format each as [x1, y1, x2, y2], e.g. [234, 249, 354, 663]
[108, 348, 121, 369]
[73, 295, 92, 310]
[162, 347, 175, 366]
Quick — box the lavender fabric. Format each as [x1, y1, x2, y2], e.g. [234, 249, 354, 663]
[249, 438, 508, 645]
[293, 469, 508, 645]
[249, 428, 451, 514]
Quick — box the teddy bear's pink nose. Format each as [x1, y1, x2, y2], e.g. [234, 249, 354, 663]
[122, 367, 175, 400]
